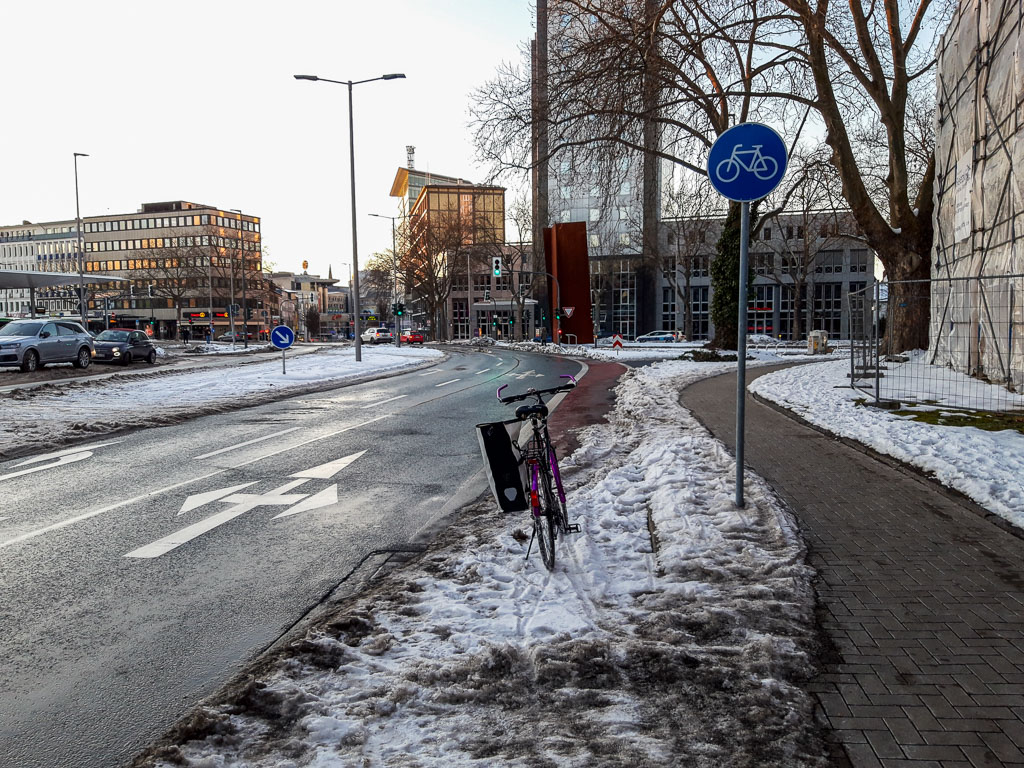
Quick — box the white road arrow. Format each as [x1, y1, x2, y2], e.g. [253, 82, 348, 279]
[126, 479, 311, 559]
[177, 483, 258, 515]
[272, 485, 338, 519]
[290, 450, 366, 479]
[0, 441, 122, 484]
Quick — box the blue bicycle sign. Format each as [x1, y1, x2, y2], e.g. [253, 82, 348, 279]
[708, 123, 787, 202]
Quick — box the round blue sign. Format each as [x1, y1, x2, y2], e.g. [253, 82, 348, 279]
[707, 123, 788, 202]
[270, 325, 295, 350]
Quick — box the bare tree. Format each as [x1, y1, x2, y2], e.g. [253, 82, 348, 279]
[132, 242, 211, 334]
[363, 254, 395, 325]
[662, 173, 720, 339]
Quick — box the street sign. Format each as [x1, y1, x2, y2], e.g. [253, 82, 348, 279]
[563, 306, 575, 318]
[707, 122, 788, 510]
[708, 123, 788, 202]
[271, 325, 295, 350]
[611, 334, 623, 349]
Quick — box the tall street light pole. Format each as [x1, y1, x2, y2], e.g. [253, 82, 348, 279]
[369, 212, 405, 347]
[231, 208, 249, 348]
[294, 72, 406, 362]
[73, 152, 89, 328]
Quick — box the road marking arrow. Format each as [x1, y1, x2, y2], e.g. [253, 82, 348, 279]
[290, 450, 366, 479]
[126, 479, 311, 559]
[0, 441, 123, 484]
[272, 485, 338, 519]
[177, 482, 258, 515]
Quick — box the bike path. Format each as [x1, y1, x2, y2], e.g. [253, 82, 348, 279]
[681, 365, 1024, 768]
[546, 360, 629, 456]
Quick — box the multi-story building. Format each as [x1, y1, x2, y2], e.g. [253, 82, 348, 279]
[267, 271, 338, 339]
[2, 201, 268, 338]
[0, 221, 81, 317]
[391, 159, 520, 340]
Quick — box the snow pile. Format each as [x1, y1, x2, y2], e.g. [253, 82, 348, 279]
[0, 346, 443, 460]
[750, 359, 1024, 527]
[141, 360, 825, 768]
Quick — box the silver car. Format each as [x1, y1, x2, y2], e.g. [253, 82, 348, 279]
[0, 319, 95, 372]
[360, 327, 394, 344]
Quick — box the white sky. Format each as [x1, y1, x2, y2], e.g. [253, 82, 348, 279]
[0, 0, 534, 280]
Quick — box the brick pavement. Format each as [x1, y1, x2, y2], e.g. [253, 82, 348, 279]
[680, 365, 1024, 768]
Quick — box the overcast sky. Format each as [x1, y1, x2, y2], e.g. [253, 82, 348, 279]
[0, 0, 533, 281]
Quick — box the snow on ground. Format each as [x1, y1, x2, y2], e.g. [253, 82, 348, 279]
[749, 359, 1024, 527]
[138, 360, 826, 768]
[0, 346, 443, 460]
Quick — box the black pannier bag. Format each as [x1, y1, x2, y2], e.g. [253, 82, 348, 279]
[476, 421, 528, 512]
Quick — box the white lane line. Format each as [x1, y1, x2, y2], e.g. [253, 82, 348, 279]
[435, 379, 460, 388]
[273, 485, 338, 519]
[362, 394, 407, 409]
[232, 415, 390, 468]
[192, 427, 302, 460]
[178, 483, 258, 515]
[0, 452, 92, 484]
[0, 469, 231, 551]
[474, 368, 491, 375]
[418, 370, 441, 376]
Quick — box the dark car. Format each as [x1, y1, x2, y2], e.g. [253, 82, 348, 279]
[0, 319, 95, 372]
[93, 328, 157, 365]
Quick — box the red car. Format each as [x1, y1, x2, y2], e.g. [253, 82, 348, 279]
[400, 330, 424, 344]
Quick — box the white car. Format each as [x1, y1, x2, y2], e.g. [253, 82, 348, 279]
[360, 327, 394, 344]
[635, 331, 677, 343]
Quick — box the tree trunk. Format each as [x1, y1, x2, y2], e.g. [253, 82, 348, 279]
[883, 253, 930, 354]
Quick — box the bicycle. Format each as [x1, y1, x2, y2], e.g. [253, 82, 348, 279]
[495, 375, 581, 570]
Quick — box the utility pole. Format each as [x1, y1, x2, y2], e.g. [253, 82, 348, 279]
[73, 152, 89, 329]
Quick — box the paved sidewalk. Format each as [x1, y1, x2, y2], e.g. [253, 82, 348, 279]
[682, 365, 1024, 768]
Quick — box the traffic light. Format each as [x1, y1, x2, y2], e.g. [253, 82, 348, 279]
[484, 289, 491, 301]
[491, 256, 502, 277]
[396, 303, 404, 316]
[554, 307, 562, 320]
[129, 285, 134, 297]
[147, 284, 154, 298]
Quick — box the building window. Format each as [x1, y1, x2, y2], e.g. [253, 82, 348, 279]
[747, 285, 775, 335]
[850, 249, 870, 273]
[813, 282, 843, 337]
[815, 250, 843, 273]
[473, 274, 491, 292]
[589, 234, 600, 248]
[690, 286, 710, 339]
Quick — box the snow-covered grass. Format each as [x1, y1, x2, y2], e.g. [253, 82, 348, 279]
[0, 346, 443, 460]
[138, 360, 825, 768]
[750, 359, 1024, 527]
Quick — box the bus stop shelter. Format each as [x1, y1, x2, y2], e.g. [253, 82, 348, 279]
[0, 268, 125, 319]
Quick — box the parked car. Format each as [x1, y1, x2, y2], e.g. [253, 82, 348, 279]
[400, 330, 424, 344]
[0, 318, 95, 372]
[361, 327, 394, 344]
[636, 331, 678, 343]
[93, 328, 157, 365]
[0, 318, 13, 330]
[217, 331, 254, 342]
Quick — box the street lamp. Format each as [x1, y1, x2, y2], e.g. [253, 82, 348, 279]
[73, 152, 89, 328]
[294, 72, 406, 361]
[230, 208, 248, 348]
[369, 212, 406, 347]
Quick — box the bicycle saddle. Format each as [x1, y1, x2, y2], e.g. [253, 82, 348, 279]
[515, 403, 548, 420]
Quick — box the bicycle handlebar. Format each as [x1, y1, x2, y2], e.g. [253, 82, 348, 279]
[496, 374, 576, 404]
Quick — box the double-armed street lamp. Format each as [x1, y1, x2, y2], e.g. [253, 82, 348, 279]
[293, 72, 406, 361]
[73, 152, 89, 327]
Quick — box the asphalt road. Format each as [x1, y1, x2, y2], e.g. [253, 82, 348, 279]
[0, 346, 583, 768]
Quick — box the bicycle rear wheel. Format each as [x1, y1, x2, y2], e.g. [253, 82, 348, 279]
[534, 467, 557, 570]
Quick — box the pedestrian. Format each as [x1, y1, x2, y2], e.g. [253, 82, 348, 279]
[205, 328, 212, 344]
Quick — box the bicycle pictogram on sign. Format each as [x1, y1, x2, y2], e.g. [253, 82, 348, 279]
[714, 144, 779, 183]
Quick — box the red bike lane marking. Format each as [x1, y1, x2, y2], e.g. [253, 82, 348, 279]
[547, 360, 628, 456]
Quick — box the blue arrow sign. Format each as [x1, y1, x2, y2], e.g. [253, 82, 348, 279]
[708, 123, 788, 202]
[270, 325, 295, 350]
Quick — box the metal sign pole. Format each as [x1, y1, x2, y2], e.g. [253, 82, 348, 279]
[283, 347, 286, 375]
[735, 202, 750, 508]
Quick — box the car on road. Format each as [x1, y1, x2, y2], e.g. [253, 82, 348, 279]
[0, 317, 13, 330]
[361, 327, 394, 344]
[0, 318, 95, 372]
[217, 331, 254, 342]
[400, 330, 424, 344]
[635, 330, 678, 343]
[93, 328, 157, 365]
